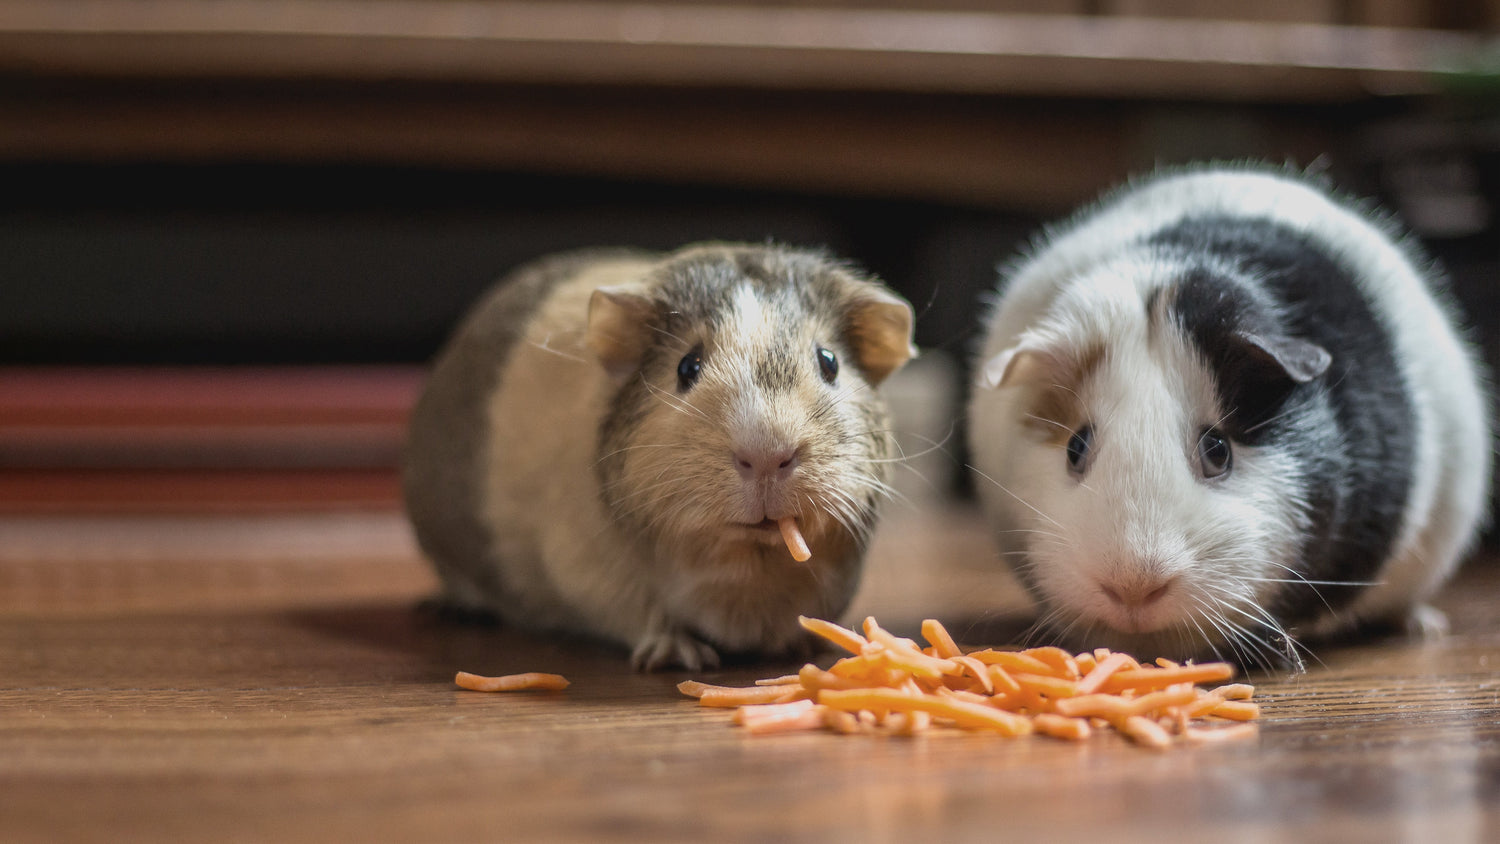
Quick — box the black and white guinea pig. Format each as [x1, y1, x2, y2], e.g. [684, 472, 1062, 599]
[403, 243, 916, 671]
[967, 164, 1492, 670]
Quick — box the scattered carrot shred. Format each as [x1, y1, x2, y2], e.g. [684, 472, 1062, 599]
[1206, 700, 1261, 721]
[1099, 663, 1235, 695]
[1122, 715, 1173, 750]
[691, 684, 806, 708]
[797, 616, 868, 656]
[920, 619, 963, 659]
[1033, 713, 1091, 741]
[454, 671, 570, 692]
[680, 616, 1261, 749]
[1183, 723, 1260, 744]
[1074, 652, 1135, 696]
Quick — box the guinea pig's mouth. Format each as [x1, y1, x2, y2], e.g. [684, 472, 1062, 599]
[737, 518, 790, 545]
[732, 516, 814, 562]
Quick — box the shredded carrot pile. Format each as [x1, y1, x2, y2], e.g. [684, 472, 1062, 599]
[678, 616, 1259, 749]
[455, 671, 571, 692]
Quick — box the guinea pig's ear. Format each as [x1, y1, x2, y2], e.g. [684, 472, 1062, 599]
[978, 338, 1060, 390]
[1238, 331, 1331, 383]
[587, 286, 657, 380]
[846, 288, 917, 386]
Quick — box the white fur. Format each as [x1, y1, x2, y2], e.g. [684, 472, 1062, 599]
[969, 166, 1491, 661]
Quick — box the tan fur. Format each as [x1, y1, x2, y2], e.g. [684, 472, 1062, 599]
[404, 244, 914, 670]
[1004, 345, 1104, 446]
[480, 259, 656, 642]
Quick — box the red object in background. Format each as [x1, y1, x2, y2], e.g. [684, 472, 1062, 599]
[0, 366, 424, 512]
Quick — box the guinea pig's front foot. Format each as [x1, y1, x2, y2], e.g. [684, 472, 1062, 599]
[1405, 603, 1451, 639]
[630, 624, 721, 672]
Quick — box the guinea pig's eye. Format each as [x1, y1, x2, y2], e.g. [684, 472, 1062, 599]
[816, 346, 839, 384]
[1066, 424, 1094, 476]
[1197, 427, 1233, 479]
[677, 347, 704, 391]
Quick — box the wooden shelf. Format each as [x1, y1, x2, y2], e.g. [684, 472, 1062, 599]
[2, 2, 1486, 211]
[0, 1, 1486, 101]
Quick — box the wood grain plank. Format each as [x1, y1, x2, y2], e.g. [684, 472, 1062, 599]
[1, 507, 1497, 842]
[0, 1, 1482, 100]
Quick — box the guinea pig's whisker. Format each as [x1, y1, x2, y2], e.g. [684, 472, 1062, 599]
[1198, 580, 1285, 631]
[1198, 408, 1235, 440]
[1238, 383, 1332, 436]
[877, 462, 938, 501]
[1186, 617, 1229, 664]
[592, 442, 680, 468]
[614, 488, 682, 521]
[902, 422, 959, 451]
[1212, 595, 1318, 671]
[1245, 559, 1340, 615]
[1197, 591, 1308, 672]
[642, 381, 711, 421]
[862, 475, 903, 503]
[527, 335, 590, 363]
[1017, 618, 1050, 649]
[808, 386, 872, 424]
[645, 324, 693, 346]
[1197, 553, 1341, 616]
[995, 528, 1068, 549]
[1192, 597, 1273, 668]
[813, 496, 847, 537]
[1200, 597, 1274, 649]
[829, 488, 881, 538]
[810, 490, 847, 526]
[838, 473, 903, 511]
[1048, 381, 1087, 415]
[1240, 576, 1382, 587]
[863, 431, 957, 465]
[1015, 605, 1059, 646]
[832, 382, 873, 404]
[965, 464, 1063, 531]
[609, 478, 707, 525]
[1023, 413, 1073, 436]
[1025, 605, 1087, 649]
[813, 486, 866, 533]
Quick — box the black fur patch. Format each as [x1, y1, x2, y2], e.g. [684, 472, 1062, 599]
[1153, 216, 1416, 625]
[754, 345, 802, 393]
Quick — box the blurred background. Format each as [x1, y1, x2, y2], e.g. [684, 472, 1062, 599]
[1, 0, 1497, 517]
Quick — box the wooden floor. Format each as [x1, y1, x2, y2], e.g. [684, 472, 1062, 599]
[3, 504, 1498, 843]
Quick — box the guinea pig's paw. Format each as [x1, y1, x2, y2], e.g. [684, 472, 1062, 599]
[630, 628, 721, 673]
[1405, 604, 1451, 639]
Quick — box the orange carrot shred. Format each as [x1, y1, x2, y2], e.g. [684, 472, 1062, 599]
[921, 618, 963, 659]
[798, 615, 868, 655]
[1075, 652, 1135, 695]
[455, 671, 570, 692]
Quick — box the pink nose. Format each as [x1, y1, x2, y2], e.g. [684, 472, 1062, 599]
[1099, 577, 1174, 609]
[734, 447, 800, 482]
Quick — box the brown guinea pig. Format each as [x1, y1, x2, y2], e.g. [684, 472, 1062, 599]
[403, 243, 917, 670]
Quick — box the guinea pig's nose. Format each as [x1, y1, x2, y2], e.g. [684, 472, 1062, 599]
[1099, 577, 1175, 609]
[734, 446, 800, 482]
